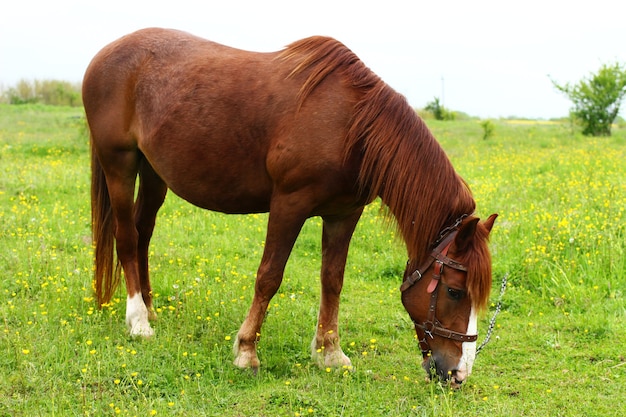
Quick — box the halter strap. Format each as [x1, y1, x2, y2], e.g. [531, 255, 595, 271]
[399, 218, 478, 351]
[400, 229, 465, 293]
[414, 242, 478, 352]
[414, 282, 478, 347]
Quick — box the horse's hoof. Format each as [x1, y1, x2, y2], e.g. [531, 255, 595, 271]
[312, 345, 352, 368]
[129, 323, 155, 338]
[233, 352, 261, 370]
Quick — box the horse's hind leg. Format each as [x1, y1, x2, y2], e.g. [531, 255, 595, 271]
[134, 160, 167, 320]
[99, 147, 155, 337]
[311, 209, 363, 368]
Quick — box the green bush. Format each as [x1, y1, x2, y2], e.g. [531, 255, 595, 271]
[424, 97, 456, 121]
[2, 79, 82, 107]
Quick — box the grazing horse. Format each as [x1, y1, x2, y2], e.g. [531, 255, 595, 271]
[83, 28, 497, 385]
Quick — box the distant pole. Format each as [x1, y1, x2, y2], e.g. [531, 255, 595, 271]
[441, 76, 445, 106]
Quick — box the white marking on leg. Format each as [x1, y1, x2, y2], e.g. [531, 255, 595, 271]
[233, 324, 260, 369]
[311, 336, 352, 368]
[126, 293, 154, 337]
[311, 337, 325, 367]
[456, 307, 477, 381]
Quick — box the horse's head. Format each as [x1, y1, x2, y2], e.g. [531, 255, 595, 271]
[401, 213, 497, 387]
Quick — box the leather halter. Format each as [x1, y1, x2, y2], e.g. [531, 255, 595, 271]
[399, 229, 466, 293]
[400, 220, 478, 354]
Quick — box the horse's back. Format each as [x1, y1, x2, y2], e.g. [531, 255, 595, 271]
[83, 28, 361, 215]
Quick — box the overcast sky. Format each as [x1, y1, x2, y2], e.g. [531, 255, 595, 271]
[1, 0, 624, 119]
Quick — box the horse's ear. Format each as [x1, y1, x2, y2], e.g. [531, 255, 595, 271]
[483, 213, 498, 234]
[455, 217, 480, 252]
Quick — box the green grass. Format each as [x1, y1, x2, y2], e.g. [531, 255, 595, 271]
[0, 104, 624, 416]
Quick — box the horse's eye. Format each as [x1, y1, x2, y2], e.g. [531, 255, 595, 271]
[447, 287, 464, 301]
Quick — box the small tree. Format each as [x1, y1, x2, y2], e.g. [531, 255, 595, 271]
[552, 63, 626, 136]
[480, 120, 495, 140]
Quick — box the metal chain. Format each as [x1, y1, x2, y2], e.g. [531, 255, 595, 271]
[434, 214, 468, 246]
[476, 272, 508, 356]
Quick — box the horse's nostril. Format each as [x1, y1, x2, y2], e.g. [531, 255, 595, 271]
[451, 369, 467, 387]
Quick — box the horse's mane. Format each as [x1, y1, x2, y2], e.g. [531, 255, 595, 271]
[278, 37, 489, 308]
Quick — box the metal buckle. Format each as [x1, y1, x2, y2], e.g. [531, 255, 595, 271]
[423, 321, 436, 339]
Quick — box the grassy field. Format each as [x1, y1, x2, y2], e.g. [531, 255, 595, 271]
[0, 104, 624, 416]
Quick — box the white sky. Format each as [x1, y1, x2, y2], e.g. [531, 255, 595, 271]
[1, 0, 624, 119]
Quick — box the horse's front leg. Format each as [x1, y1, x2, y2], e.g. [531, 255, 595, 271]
[233, 198, 308, 371]
[311, 209, 363, 368]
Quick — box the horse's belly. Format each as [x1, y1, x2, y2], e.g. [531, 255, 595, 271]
[154, 149, 274, 215]
[164, 171, 273, 214]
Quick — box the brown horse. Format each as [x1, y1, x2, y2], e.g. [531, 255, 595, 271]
[83, 28, 496, 385]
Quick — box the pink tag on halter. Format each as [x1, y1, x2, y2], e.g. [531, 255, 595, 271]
[427, 240, 452, 293]
[426, 277, 439, 293]
[427, 273, 441, 293]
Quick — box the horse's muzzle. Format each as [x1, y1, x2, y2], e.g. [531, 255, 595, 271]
[422, 355, 468, 388]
